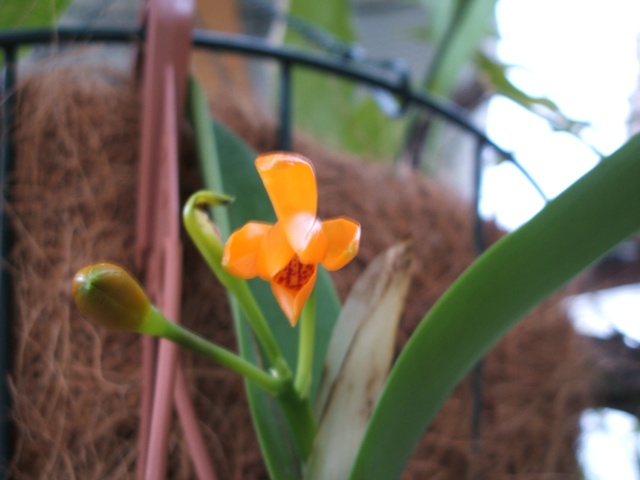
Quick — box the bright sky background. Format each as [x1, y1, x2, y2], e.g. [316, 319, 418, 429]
[481, 0, 640, 230]
[484, 1, 640, 478]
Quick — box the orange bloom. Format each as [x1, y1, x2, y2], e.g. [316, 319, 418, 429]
[222, 152, 360, 326]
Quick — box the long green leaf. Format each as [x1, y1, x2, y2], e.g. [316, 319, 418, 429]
[211, 123, 341, 390]
[189, 80, 297, 478]
[350, 135, 640, 479]
[410, 0, 498, 174]
[282, 0, 401, 158]
[188, 79, 341, 479]
[419, 0, 497, 96]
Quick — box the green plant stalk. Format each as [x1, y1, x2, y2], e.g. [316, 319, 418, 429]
[422, 0, 469, 93]
[277, 381, 317, 461]
[187, 77, 232, 238]
[182, 191, 290, 378]
[139, 307, 283, 395]
[350, 135, 640, 479]
[182, 190, 320, 462]
[294, 289, 316, 398]
[190, 79, 312, 478]
[187, 82, 286, 372]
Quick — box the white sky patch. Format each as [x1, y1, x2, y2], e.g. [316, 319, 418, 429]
[481, 0, 640, 231]
[484, 2, 640, 479]
[567, 283, 640, 343]
[579, 409, 640, 480]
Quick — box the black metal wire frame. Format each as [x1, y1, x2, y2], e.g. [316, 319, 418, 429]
[0, 26, 546, 475]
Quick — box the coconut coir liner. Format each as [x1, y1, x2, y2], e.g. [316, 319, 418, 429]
[6, 58, 590, 479]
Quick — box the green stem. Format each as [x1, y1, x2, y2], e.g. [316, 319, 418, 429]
[140, 307, 284, 396]
[422, 1, 470, 92]
[294, 289, 316, 398]
[277, 381, 317, 461]
[228, 278, 290, 376]
[182, 192, 290, 378]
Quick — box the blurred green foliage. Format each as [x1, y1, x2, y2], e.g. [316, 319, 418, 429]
[0, 0, 72, 28]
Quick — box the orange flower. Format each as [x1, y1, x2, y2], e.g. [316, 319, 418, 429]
[222, 153, 360, 326]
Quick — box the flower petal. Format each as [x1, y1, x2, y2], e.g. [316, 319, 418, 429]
[255, 152, 317, 222]
[222, 222, 272, 279]
[284, 213, 328, 264]
[320, 217, 361, 271]
[256, 221, 295, 280]
[270, 258, 317, 326]
[255, 153, 328, 261]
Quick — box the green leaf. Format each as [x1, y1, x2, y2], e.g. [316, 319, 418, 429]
[282, 0, 401, 158]
[212, 123, 341, 392]
[188, 79, 341, 479]
[475, 51, 588, 135]
[350, 134, 640, 479]
[307, 241, 413, 480]
[0, 0, 72, 28]
[419, 0, 498, 96]
[215, 123, 342, 476]
[410, 0, 498, 174]
[286, 0, 355, 45]
[189, 80, 298, 478]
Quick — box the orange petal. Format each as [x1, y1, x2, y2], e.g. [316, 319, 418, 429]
[222, 222, 272, 279]
[255, 153, 328, 262]
[255, 152, 317, 222]
[256, 221, 295, 281]
[284, 213, 328, 264]
[270, 258, 317, 326]
[320, 217, 361, 271]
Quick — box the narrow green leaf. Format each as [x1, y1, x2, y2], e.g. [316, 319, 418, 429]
[282, 0, 400, 158]
[189, 79, 301, 479]
[188, 79, 341, 478]
[419, 0, 497, 96]
[350, 135, 640, 479]
[307, 241, 413, 480]
[211, 122, 342, 398]
[412, 0, 498, 173]
[215, 123, 343, 476]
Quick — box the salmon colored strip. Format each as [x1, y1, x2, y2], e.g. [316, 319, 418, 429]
[134, 0, 217, 478]
[175, 364, 219, 480]
[142, 72, 182, 480]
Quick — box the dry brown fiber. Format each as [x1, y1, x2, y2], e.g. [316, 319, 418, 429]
[6, 53, 591, 479]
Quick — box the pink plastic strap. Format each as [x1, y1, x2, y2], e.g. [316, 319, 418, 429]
[134, 0, 217, 478]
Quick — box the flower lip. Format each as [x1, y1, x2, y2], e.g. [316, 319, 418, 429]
[271, 257, 318, 326]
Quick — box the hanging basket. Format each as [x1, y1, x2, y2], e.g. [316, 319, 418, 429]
[0, 30, 592, 479]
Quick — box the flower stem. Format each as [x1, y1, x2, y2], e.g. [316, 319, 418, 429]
[294, 288, 316, 398]
[276, 381, 317, 461]
[182, 192, 290, 378]
[227, 278, 290, 376]
[140, 307, 284, 396]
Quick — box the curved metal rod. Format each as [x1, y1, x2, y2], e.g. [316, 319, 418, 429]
[0, 45, 17, 480]
[0, 27, 511, 161]
[0, 24, 551, 477]
[0, 26, 549, 202]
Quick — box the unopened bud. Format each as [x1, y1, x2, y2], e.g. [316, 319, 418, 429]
[72, 262, 151, 332]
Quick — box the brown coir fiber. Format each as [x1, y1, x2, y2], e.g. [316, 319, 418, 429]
[6, 57, 591, 479]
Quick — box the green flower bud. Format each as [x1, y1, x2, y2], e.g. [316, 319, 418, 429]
[72, 262, 151, 331]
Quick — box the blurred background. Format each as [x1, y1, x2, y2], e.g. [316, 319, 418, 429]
[2, 0, 640, 478]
